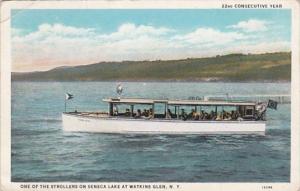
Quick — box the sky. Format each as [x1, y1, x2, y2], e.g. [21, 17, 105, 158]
[11, 9, 291, 72]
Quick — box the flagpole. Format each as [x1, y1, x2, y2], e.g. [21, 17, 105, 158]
[65, 93, 74, 112]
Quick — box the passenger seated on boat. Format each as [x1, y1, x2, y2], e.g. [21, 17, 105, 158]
[166, 109, 172, 119]
[146, 108, 153, 119]
[113, 107, 118, 116]
[224, 113, 232, 120]
[202, 112, 209, 120]
[231, 110, 238, 120]
[199, 110, 205, 120]
[227, 112, 232, 120]
[237, 116, 243, 121]
[237, 112, 243, 121]
[149, 108, 153, 116]
[180, 109, 184, 115]
[216, 113, 222, 120]
[135, 109, 142, 118]
[207, 111, 211, 120]
[193, 112, 200, 120]
[125, 108, 131, 117]
[150, 113, 154, 119]
[209, 111, 216, 120]
[142, 109, 148, 117]
[180, 109, 188, 121]
[214, 111, 218, 120]
[143, 109, 153, 119]
[141, 111, 149, 119]
[221, 110, 227, 120]
[188, 109, 196, 119]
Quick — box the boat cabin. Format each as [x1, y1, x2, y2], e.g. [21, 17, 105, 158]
[103, 98, 263, 121]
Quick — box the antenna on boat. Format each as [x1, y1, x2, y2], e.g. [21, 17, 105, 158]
[116, 84, 123, 99]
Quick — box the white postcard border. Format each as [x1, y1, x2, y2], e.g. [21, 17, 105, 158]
[1, 1, 299, 191]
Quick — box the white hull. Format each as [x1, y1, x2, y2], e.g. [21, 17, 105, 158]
[62, 113, 266, 135]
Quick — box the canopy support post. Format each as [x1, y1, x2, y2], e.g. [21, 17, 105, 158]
[130, 105, 134, 117]
[152, 104, 155, 119]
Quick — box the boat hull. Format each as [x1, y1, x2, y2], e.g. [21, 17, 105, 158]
[62, 113, 266, 135]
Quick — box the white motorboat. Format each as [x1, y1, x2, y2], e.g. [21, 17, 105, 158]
[62, 97, 276, 135]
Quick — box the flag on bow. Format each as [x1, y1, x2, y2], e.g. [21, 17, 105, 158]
[64, 93, 74, 112]
[65, 93, 74, 100]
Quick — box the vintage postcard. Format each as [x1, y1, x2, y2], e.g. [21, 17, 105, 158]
[1, 0, 299, 191]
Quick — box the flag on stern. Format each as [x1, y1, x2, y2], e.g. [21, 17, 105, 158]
[65, 93, 74, 100]
[267, 99, 278, 110]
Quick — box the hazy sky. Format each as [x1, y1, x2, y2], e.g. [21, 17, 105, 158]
[12, 9, 291, 72]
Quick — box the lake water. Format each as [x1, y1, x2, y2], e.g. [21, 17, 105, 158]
[11, 82, 290, 182]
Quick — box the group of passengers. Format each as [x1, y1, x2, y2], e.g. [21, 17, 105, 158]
[135, 108, 153, 118]
[114, 107, 243, 121]
[123, 108, 153, 118]
[167, 109, 242, 121]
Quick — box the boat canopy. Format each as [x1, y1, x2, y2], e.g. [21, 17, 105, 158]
[103, 98, 256, 106]
[103, 98, 156, 105]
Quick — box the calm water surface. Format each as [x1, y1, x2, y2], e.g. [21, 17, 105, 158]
[11, 82, 290, 182]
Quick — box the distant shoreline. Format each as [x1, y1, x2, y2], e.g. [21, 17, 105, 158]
[12, 52, 291, 82]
